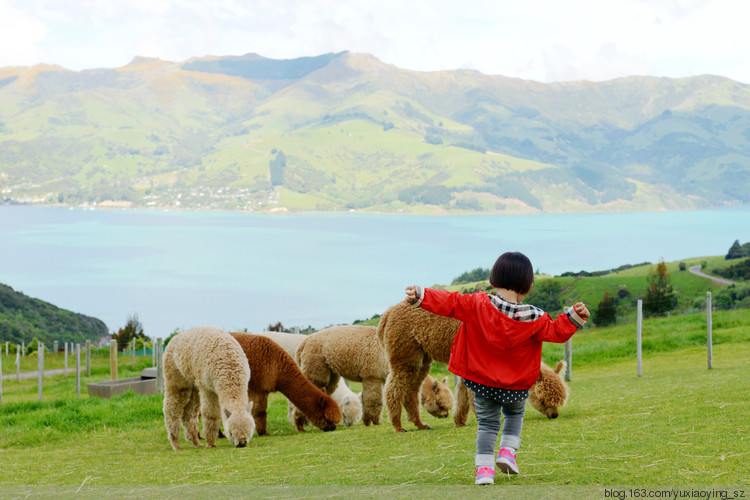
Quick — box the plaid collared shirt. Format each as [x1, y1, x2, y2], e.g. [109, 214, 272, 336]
[488, 293, 545, 322]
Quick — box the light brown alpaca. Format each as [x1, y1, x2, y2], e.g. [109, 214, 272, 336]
[163, 326, 255, 450]
[229, 332, 342, 434]
[420, 374, 454, 419]
[378, 301, 470, 432]
[528, 361, 569, 418]
[295, 324, 454, 428]
[378, 301, 571, 432]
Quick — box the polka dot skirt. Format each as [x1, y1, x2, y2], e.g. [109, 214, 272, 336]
[463, 378, 529, 405]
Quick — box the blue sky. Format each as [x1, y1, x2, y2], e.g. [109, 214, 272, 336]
[1, 0, 747, 84]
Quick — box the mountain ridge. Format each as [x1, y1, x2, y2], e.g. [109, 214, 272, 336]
[1, 51, 749, 213]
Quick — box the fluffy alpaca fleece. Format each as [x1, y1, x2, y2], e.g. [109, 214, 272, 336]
[254, 331, 307, 359]
[377, 302, 470, 432]
[229, 332, 341, 434]
[295, 325, 388, 427]
[420, 374, 454, 420]
[331, 381, 363, 427]
[528, 361, 569, 418]
[254, 331, 363, 429]
[163, 326, 255, 450]
[378, 301, 573, 431]
[294, 324, 454, 428]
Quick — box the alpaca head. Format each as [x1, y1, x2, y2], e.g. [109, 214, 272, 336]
[340, 394, 363, 427]
[223, 402, 255, 447]
[528, 361, 569, 419]
[313, 394, 343, 431]
[420, 375, 454, 418]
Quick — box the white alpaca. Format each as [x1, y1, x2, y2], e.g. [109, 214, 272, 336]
[163, 326, 255, 450]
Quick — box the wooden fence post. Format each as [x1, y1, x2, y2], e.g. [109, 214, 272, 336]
[16, 345, 20, 382]
[707, 291, 713, 370]
[637, 299, 643, 377]
[110, 341, 118, 381]
[86, 340, 91, 377]
[64, 342, 68, 377]
[76, 344, 81, 398]
[564, 339, 572, 381]
[131, 340, 135, 369]
[156, 338, 164, 394]
[38, 343, 44, 402]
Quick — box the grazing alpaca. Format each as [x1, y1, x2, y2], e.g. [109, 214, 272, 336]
[378, 301, 570, 432]
[163, 326, 255, 450]
[255, 330, 363, 428]
[420, 374, 453, 419]
[295, 324, 454, 428]
[229, 332, 341, 434]
[529, 361, 569, 419]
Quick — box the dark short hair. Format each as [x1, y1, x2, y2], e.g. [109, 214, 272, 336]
[489, 252, 534, 294]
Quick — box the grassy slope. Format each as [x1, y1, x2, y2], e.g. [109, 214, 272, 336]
[0, 309, 748, 488]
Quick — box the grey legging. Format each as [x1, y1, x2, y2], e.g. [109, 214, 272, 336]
[474, 393, 526, 455]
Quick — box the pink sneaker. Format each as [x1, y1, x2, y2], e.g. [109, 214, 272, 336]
[475, 466, 495, 485]
[496, 447, 519, 474]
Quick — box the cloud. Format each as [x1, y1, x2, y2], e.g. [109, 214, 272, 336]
[0, 0, 747, 84]
[0, 0, 48, 67]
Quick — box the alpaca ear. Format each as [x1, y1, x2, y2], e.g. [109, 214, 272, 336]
[224, 408, 232, 419]
[433, 379, 439, 394]
[342, 396, 350, 405]
[441, 376, 448, 385]
[555, 361, 566, 374]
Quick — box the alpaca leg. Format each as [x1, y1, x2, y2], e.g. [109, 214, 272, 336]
[182, 388, 202, 443]
[293, 404, 307, 432]
[384, 370, 413, 432]
[251, 392, 269, 436]
[404, 360, 432, 430]
[200, 389, 221, 447]
[361, 377, 384, 426]
[163, 384, 194, 450]
[454, 377, 473, 427]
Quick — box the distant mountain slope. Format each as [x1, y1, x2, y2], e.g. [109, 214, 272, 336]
[1, 51, 749, 213]
[0, 283, 109, 346]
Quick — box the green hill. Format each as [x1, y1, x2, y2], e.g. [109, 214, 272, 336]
[1, 52, 750, 212]
[0, 283, 109, 346]
[444, 255, 750, 326]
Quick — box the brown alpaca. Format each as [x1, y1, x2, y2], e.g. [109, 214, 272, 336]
[229, 332, 342, 434]
[295, 324, 455, 428]
[378, 301, 470, 432]
[378, 301, 571, 432]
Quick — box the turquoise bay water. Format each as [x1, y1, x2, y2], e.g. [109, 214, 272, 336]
[1, 205, 748, 337]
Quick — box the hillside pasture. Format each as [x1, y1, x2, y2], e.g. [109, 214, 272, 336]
[1, 310, 748, 493]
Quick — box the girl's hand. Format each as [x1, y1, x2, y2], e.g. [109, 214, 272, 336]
[404, 285, 418, 303]
[574, 302, 590, 320]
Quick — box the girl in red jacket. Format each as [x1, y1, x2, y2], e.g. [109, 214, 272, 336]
[405, 251, 589, 485]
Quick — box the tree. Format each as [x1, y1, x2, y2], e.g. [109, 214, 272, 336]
[267, 322, 285, 332]
[113, 314, 148, 351]
[525, 280, 562, 313]
[643, 261, 676, 316]
[593, 292, 617, 326]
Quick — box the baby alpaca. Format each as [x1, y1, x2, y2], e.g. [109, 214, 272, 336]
[332, 381, 363, 427]
[163, 326, 255, 450]
[229, 332, 342, 434]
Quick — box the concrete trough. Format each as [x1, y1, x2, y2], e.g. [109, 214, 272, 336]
[87, 368, 158, 399]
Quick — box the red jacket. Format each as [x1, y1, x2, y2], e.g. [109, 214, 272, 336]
[419, 288, 581, 390]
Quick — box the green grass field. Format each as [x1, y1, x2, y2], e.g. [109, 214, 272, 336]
[1, 308, 748, 498]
